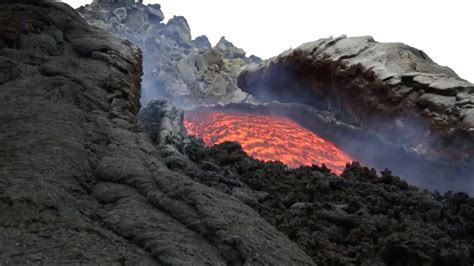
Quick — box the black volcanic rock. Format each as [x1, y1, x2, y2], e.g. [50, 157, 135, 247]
[140, 101, 474, 265]
[238, 35, 474, 165]
[0, 2, 314, 265]
[3, 1, 473, 265]
[0, 1, 146, 264]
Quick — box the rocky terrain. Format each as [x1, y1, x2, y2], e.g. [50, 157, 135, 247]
[181, 102, 474, 193]
[238, 35, 474, 165]
[1, 0, 473, 265]
[0, 2, 313, 264]
[140, 100, 474, 265]
[77, 1, 261, 109]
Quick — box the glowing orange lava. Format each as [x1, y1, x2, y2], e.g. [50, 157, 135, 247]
[184, 111, 353, 175]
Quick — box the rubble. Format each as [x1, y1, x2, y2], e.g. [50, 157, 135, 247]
[78, 2, 262, 109]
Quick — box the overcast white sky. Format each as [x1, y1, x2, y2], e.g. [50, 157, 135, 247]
[65, 0, 473, 82]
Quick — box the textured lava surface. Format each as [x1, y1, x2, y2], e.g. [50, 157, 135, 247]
[184, 111, 353, 174]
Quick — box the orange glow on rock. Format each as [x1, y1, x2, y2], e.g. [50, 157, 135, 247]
[184, 111, 353, 175]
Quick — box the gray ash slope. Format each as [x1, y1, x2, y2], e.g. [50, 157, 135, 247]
[0, 1, 473, 265]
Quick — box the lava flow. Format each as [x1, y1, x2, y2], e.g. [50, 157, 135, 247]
[184, 111, 353, 174]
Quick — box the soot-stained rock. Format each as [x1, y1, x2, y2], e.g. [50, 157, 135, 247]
[0, 56, 19, 84]
[238, 35, 474, 164]
[463, 109, 474, 131]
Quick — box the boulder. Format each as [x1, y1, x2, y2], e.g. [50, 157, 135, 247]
[113, 7, 127, 22]
[215, 36, 246, 59]
[248, 54, 264, 64]
[146, 3, 164, 22]
[463, 109, 474, 130]
[0, 56, 19, 84]
[164, 16, 192, 44]
[417, 93, 456, 112]
[140, 101, 474, 265]
[193, 35, 212, 49]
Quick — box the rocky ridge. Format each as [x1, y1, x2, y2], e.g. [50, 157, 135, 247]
[238, 35, 474, 164]
[77, 2, 261, 109]
[0, 2, 313, 264]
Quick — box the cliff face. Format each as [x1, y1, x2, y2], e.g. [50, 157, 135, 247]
[77, 2, 261, 109]
[0, 2, 313, 265]
[0, 2, 146, 263]
[238, 35, 474, 165]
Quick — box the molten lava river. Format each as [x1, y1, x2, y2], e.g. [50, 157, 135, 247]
[184, 111, 353, 174]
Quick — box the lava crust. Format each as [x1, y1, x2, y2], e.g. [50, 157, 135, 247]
[140, 100, 474, 265]
[184, 111, 353, 174]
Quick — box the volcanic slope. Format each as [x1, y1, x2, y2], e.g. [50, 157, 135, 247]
[141, 100, 474, 266]
[0, 1, 473, 265]
[0, 2, 313, 265]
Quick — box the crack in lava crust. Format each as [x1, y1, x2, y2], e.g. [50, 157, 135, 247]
[184, 111, 353, 174]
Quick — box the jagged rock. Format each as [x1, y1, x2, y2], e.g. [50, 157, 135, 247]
[239, 35, 474, 164]
[193, 35, 212, 49]
[0, 1, 144, 264]
[163, 16, 192, 45]
[0, 2, 315, 265]
[146, 3, 164, 22]
[113, 7, 127, 22]
[124, 8, 148, 33]
[417, 93, 456, 112]
[463, 109, 474, 131]
[141, 100, 474, 265]
[0, 56, 19, 84]
[78, 3, 257, 109]
[248, 54, 264, 64]
[215, 36, 246, 59]
[138, 99, 185, 147]
[92, 0, 136, 8]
